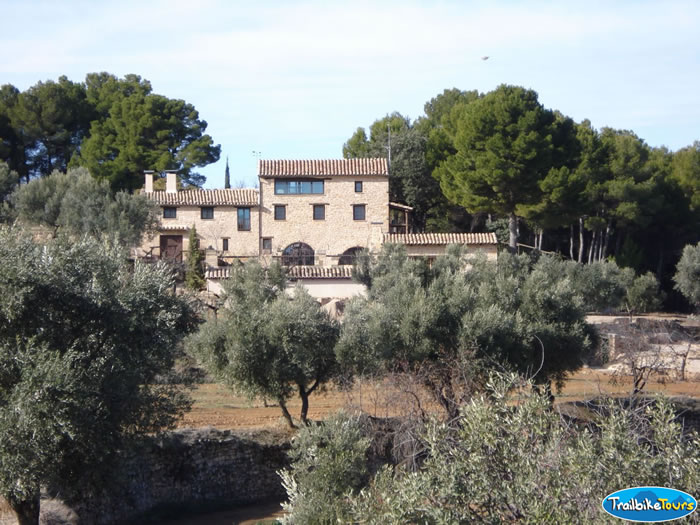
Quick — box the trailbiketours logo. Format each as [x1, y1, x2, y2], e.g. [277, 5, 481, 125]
[602, 487, 697, 522]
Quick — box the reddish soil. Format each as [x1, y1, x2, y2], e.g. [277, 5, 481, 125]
[178, 368, 699, 431]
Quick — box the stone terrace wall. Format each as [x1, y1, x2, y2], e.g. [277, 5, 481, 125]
[67, 427, 290, 524]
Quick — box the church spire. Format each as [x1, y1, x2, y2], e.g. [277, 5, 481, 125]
[224, 156, 230, 189]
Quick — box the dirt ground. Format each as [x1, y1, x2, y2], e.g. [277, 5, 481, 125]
[157, 500, 284, 525]
[178, 368, 700, 431]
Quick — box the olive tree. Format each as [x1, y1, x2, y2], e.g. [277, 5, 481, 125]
[187, 261, 339, 428]
[344, 376, 699, 523]
[0, 160, 18, 222]
[279, 412, 371, 524]
[338, 246, 597, 419]
[12, 167, 157, 246]
[280, 376, 699, 523]
[0, 228, 197, 525]
[674, 242, 700, 309]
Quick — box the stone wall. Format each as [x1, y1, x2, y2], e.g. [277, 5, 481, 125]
[404, 244, 498, 261]
[141, 205, 260, 259]
[40, 428, 289, 525]
[259, 175, 389, 262]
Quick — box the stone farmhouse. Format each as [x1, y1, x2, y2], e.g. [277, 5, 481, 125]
[138, 159, 498, 298]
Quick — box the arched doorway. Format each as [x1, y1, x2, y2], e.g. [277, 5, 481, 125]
[282, 242, 315, 266]
[338, 246, 364, 265]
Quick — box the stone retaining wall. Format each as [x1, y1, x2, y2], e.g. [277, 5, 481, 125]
[0, 428, 290, 525]
[75, 427, 290, 524]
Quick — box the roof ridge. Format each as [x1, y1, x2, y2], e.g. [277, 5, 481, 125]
[145, 187, 259, 206]
[383, 232, 498, 245]
[206, 265, 354, 280]
[258, 158, 389, 177]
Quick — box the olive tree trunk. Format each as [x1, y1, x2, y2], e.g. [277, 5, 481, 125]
[278, 397, 296, 429]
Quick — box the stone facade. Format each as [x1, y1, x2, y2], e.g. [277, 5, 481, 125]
[259, 174, 388, 266]
[402, 243, 498, 260]
[139, 172, 259, 262]
[139, 161, 499, 282]
[140, 204, 259, 259]
[383, 232, 498, 262]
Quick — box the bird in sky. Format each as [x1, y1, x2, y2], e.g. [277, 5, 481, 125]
[481, 56, 489, 60]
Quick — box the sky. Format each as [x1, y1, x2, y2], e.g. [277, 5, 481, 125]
[2, 0, 699, 188]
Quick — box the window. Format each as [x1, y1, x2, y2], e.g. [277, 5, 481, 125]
[274, 180, 324, 195]
[274, 205, 286, 220]
[339, 247, 364, 265]
[201, 207, 214, 220]
[163, 207, 177, 219]
[313, 204, 325, 221]
[355, 181, 363, 193]
[353, 204, 366, 221]
[282, 242, 314, 266]
[262, 238, 272, 253]
[237, 207, 250, 231]
[222, 238, 229, 251]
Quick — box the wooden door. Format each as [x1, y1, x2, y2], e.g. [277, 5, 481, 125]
[160, 235, 183, 261]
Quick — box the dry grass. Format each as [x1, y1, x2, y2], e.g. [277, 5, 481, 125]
[178, 368, 699, 430]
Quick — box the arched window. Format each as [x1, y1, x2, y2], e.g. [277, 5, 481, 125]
[282, 242, 315, 266]
[338, 246, 364, 265]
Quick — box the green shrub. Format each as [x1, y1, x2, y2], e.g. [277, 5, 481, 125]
[279, 412, 370, 524]
[566, 260, 634, 312]
[674, 242, 700, 308]
[343, 375, 699, 524]
[625, 272, 664, 313]
[185, 226, 205, 290]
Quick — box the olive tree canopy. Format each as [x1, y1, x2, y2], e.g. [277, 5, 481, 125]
[0, 230, 197, 524]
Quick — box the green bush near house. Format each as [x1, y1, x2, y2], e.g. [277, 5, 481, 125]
[186, 226, 206, 291]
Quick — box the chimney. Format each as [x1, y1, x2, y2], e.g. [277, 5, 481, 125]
[144, 170, 154, 192]
[165, 170, 177, 193]
[205, 247, 218, 268]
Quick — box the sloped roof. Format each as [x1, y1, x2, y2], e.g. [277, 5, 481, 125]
[205, 265, 354, 281]
[287, 265, 353, 279]
[383, 232, 498, 245]
[258, 159, 388, 178]
[145, 189, 259, 206]
[389, 202, 413, 211]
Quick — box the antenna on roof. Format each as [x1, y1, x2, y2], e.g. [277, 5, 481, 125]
[252, 150, 262, 180]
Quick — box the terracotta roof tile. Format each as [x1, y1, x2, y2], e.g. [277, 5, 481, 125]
[383, 232, 498, 245]
[258, 159, 388, 177]
[205, 265, 354, 281]
[287, 265, 353, 279]
[145, 189, 259, 206]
